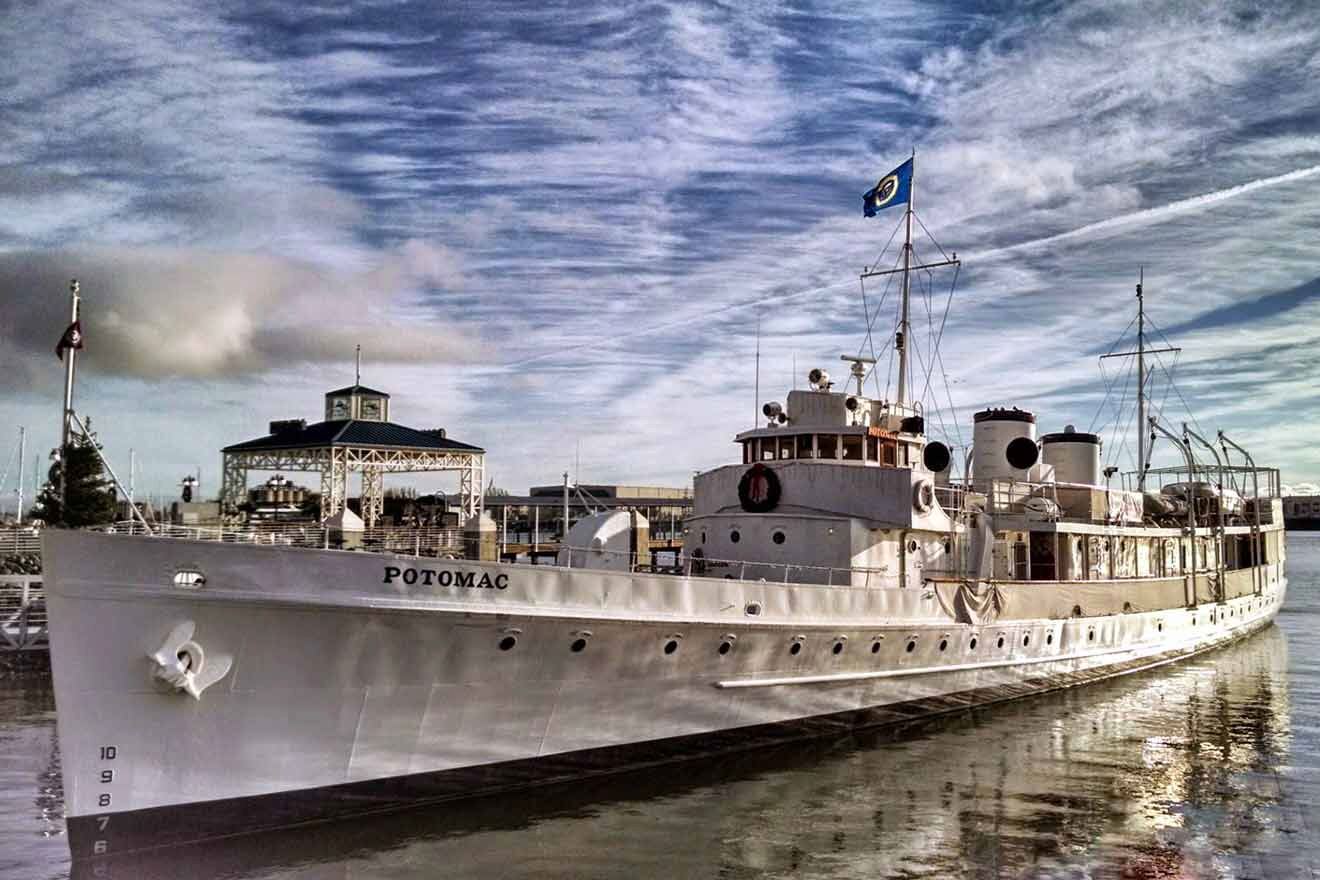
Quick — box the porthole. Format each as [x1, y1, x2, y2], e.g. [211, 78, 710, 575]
[907, 539, 918, 553]
[1192, 618, 1197, 627]
[1157, 622, 1164, 633]
[871, 642, 881, 654]
[1022, 634, 1030, 647]
[772, 531, 786, 545]
[701, 531, 706, 544]
[1088, 630, 1095, 642]
[1046, 633, 1053, 646]
[938, 639, 948, 652]
[570, 638, 587, 653]
[499, 636, 517, 651]
[997, 636, 1005, 649]
[832, 642, 844, 655]
[905, 640, 916, 653]
[790, 641, 802, 656]
[172, 569, 206, 589]
[730, 530, 741, 544]
[942, 537, 951, 554]
[664, 640, 679, 655]
[969, 637, 978, 650]
[718, 640, 732, 656]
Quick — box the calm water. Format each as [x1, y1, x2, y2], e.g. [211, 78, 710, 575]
[4, 536, 1320, 880]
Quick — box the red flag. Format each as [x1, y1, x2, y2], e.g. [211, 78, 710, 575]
[56, 320, 83, 361]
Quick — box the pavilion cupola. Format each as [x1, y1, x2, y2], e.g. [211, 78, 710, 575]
[324, 384, 390, 422]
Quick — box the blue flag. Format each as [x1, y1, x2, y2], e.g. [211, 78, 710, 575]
[863, 158, 912, 217]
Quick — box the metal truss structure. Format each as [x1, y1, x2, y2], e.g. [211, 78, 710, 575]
[221, 447, 485, 527]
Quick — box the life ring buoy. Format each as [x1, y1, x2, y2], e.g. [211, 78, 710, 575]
[913, 480, 935, 513]
[738, 463, 782, 513]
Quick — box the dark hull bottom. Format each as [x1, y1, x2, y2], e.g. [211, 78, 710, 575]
[70, 617, 1273, 862]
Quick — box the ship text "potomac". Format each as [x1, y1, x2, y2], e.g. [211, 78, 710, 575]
[383, 566, 509, 589]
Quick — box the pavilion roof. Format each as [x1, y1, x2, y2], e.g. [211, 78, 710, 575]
[223, 419, 482, 454]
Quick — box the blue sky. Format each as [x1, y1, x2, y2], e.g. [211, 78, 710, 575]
[3, 0, 1320, 505]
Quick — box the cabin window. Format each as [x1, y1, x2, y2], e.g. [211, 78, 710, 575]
[761, 440, 775, 461]
[743, 442, 752, 464]
[882, 442, 897, 467]
[818, 434, 838, 459]
[866, 435, 879, 462]
[842, 435, 863, 461]
[779, 436, 795, 460]
[797, 434, 815, 459]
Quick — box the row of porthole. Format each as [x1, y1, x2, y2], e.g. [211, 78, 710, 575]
[717, 530, 788, 545]
[494, 598, 1268, 655]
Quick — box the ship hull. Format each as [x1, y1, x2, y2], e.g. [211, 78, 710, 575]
[43, 531, 1286, 860]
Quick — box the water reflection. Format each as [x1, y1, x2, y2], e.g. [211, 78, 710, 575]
[67, 626, 1299, 880]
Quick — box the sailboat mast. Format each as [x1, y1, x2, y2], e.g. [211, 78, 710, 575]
[1136, 268, 1145, 490]
[16, 426, 25, 525]
[895, 151, 914, 406]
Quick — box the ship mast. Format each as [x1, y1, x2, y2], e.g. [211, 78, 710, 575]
[1099, 270, 1178, 490]
[895, 150, 915, 407]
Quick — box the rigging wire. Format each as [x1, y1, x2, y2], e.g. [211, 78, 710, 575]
[857, 216, 903, 393]
[912, 212, 952, 262]
[860, 246, 905, 396]
[857, 275, 884, 396]
[1097, 352, 1138, 470]
[1143, 315, 1205, 437]
[1087, 317, 1138, 433]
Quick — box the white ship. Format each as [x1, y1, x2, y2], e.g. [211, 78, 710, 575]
[44, 167, 1288, 860]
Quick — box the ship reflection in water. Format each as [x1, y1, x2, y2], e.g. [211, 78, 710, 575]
[16, 613, 1300, 879]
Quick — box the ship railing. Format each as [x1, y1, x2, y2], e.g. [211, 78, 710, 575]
[0, 529, 42, 556]
[932, 485, 966, 515]
[0, 574, 46, 652]
[558, 544, 896, 588]
[1135, 466, 1279, 526]
[940, 477, 1277, 528]
[96, 521, 467, 555]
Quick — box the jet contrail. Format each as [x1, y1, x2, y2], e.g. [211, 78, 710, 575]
[969, 162, 1320, 261]
[501, 163, 1320, 369]
[502, 278, 857, 368]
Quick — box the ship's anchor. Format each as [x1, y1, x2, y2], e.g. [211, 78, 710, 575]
[148, 621, 233, 700]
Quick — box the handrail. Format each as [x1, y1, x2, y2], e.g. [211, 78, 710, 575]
[1184, 424, 1226, 601]
[1219, 429, 1263, 594]
[1150, 417, 1198, 607]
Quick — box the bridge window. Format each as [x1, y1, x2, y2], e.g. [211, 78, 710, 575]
[882, 442, 897, 466]
[796, 434, 814, 458]
[818, 434, 838, 459]
[866, 435, 879, 462]
[842, 435, 863, 461]
[778, 436, 795, 460]
[761, 440, 775, 461]
[743, 442, 753, 464]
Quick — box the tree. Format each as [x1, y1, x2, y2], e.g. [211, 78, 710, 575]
[32, 421, 118, 527]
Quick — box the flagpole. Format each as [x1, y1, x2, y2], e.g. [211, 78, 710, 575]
[895, 149, 914, 407]
[59, 279, 81, 521]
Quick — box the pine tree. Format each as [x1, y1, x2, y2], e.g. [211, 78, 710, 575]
[32, 421, 118, 527]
